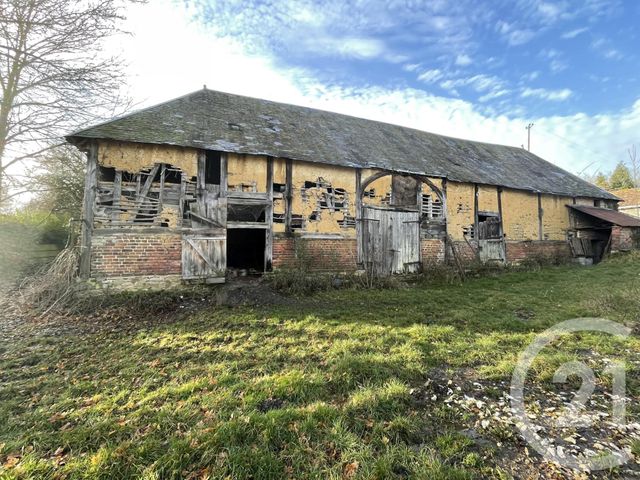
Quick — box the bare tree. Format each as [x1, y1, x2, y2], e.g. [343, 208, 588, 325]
[628, 145, 639, 188]
[0, 0, 139, 206]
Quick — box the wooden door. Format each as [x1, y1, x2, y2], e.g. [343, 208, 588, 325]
[478, 216, 505, 263]
[361, 206, 420, 275]
[182, 185, 228, 282]
[182, 234, 226, 282]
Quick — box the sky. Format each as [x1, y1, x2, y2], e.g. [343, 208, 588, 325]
[112, 0, 640, 178]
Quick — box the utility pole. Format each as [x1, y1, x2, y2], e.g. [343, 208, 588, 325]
[525, 123, 534, 151]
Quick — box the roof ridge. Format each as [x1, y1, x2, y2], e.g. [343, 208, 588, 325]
[66, 88, 618, 201]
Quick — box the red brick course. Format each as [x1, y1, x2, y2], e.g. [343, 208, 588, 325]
[272, 237, 357, 271]
[421, 239, 446, 264]
[91, 232, 181, 277]
[505, 240, 571, 263]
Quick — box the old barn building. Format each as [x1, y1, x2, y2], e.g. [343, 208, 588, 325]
[67, 89, 632, 289]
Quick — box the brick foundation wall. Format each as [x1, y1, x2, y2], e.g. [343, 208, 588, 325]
[272, 236, 357, 271]
[450, 241, 478, 262]
[91, 231, 182, 277]
[421, 239, 445, 264]
[611, 226, 639, 252]
[505, 240, 571, 263]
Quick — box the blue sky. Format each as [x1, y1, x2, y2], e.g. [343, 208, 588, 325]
[113, 0, 640, 177]
[192, 0, 638, 118]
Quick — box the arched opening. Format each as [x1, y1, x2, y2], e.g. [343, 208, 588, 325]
[358, 172, 447, 275]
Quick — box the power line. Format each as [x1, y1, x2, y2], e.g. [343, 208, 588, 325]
[534, 127, 614, 171]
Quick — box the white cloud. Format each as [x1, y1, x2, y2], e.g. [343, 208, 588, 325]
[455, 54, 473, 66]
[521, 87, 573, 101]
[561, 27, 588, 39]
[521, 71, 540, 82]
[403, 63, 420, 72]
[591, 38, 624, 60]
[108, 0, 639, 181]
[496, 21, 537, 46]
[332, 37, 387, 59]
[417, 69, 444, 83]
[440, 74, 505, 94]
[536, 1, 566, 21]
[479, 89, 510, 103]
[539, 48, 568, 73]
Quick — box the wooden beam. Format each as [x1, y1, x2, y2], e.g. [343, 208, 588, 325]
[285, 158, 293, 236]
[178, 172, 187, 227]
[227, 221, 270, 229]
[473, 183, 479, 240]
[112, 170, 122, 222]
[497, 187, 507, 262]
[135, 164, 160, 207]
[355, 168, 362, 265]
[497, 187, 504, 237]
[538, 192, 543, 241]
[265, 156, 274, 271]
[220, 152, 228, 196]
[79, 142, 98, 279]
[197, 151, 206, 191]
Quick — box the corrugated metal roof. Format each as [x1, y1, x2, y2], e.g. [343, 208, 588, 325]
[568, 205, 640, 227]
[67, 88, 617, 200]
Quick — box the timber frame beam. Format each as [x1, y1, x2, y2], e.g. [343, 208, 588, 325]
[79, 142, 98, 278]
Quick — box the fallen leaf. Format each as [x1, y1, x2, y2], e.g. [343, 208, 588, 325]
[3, 455, 21, 469]
[343, 461, 359, 479]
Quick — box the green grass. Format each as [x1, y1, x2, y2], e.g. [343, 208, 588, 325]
[1, 254, 639, 478]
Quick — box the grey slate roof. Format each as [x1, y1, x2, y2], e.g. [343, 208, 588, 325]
[67, 88, 617, 200]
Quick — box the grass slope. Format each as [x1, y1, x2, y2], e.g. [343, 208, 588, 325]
[1, 255, 639, 479]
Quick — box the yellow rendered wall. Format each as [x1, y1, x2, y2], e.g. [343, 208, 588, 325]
[540, 195, 572, 240]
[501, 188, 539, 241]
[446, 181, 475, 240]
[291, 160, 356, 236]
[98, 141, 198, 177]
[574, 197, 594, 206]
[362, 173, 392, 206]
[477, 185, 499, 213]
[227, 153, 267, 192]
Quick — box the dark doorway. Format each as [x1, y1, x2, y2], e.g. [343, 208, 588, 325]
[227, 229, 265, 272]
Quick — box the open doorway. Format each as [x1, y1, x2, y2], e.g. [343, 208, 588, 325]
[226, 229, 265, 273]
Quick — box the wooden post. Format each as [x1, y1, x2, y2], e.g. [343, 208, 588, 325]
[265, 157, 274, 271]
[537, 192, 543, 241]
[285, 158, 293, 236]
[473, 184, 479, 239]
[442, 178, 448, 262]
[178, 172, 187, 226]
[79, 142, 98, 279]
[497, 187, 506, 262]
[220, 152, 228, 196]
[157, 164, 166, 220]
[197, 151, 206, 191]
[355, 168, 362, 265]
[112, 170, 122, 222]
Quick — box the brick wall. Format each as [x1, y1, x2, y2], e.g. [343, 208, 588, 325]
[272, 236, 357, 271]
[505, 240, 571, 263]
[91, 232, 182, 277]
[450, 240, 478, 262]
[611, 226, 640, 252]
[421, 239, 445, 264]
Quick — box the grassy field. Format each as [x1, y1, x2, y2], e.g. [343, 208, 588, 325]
[1, 254, 639, 479]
